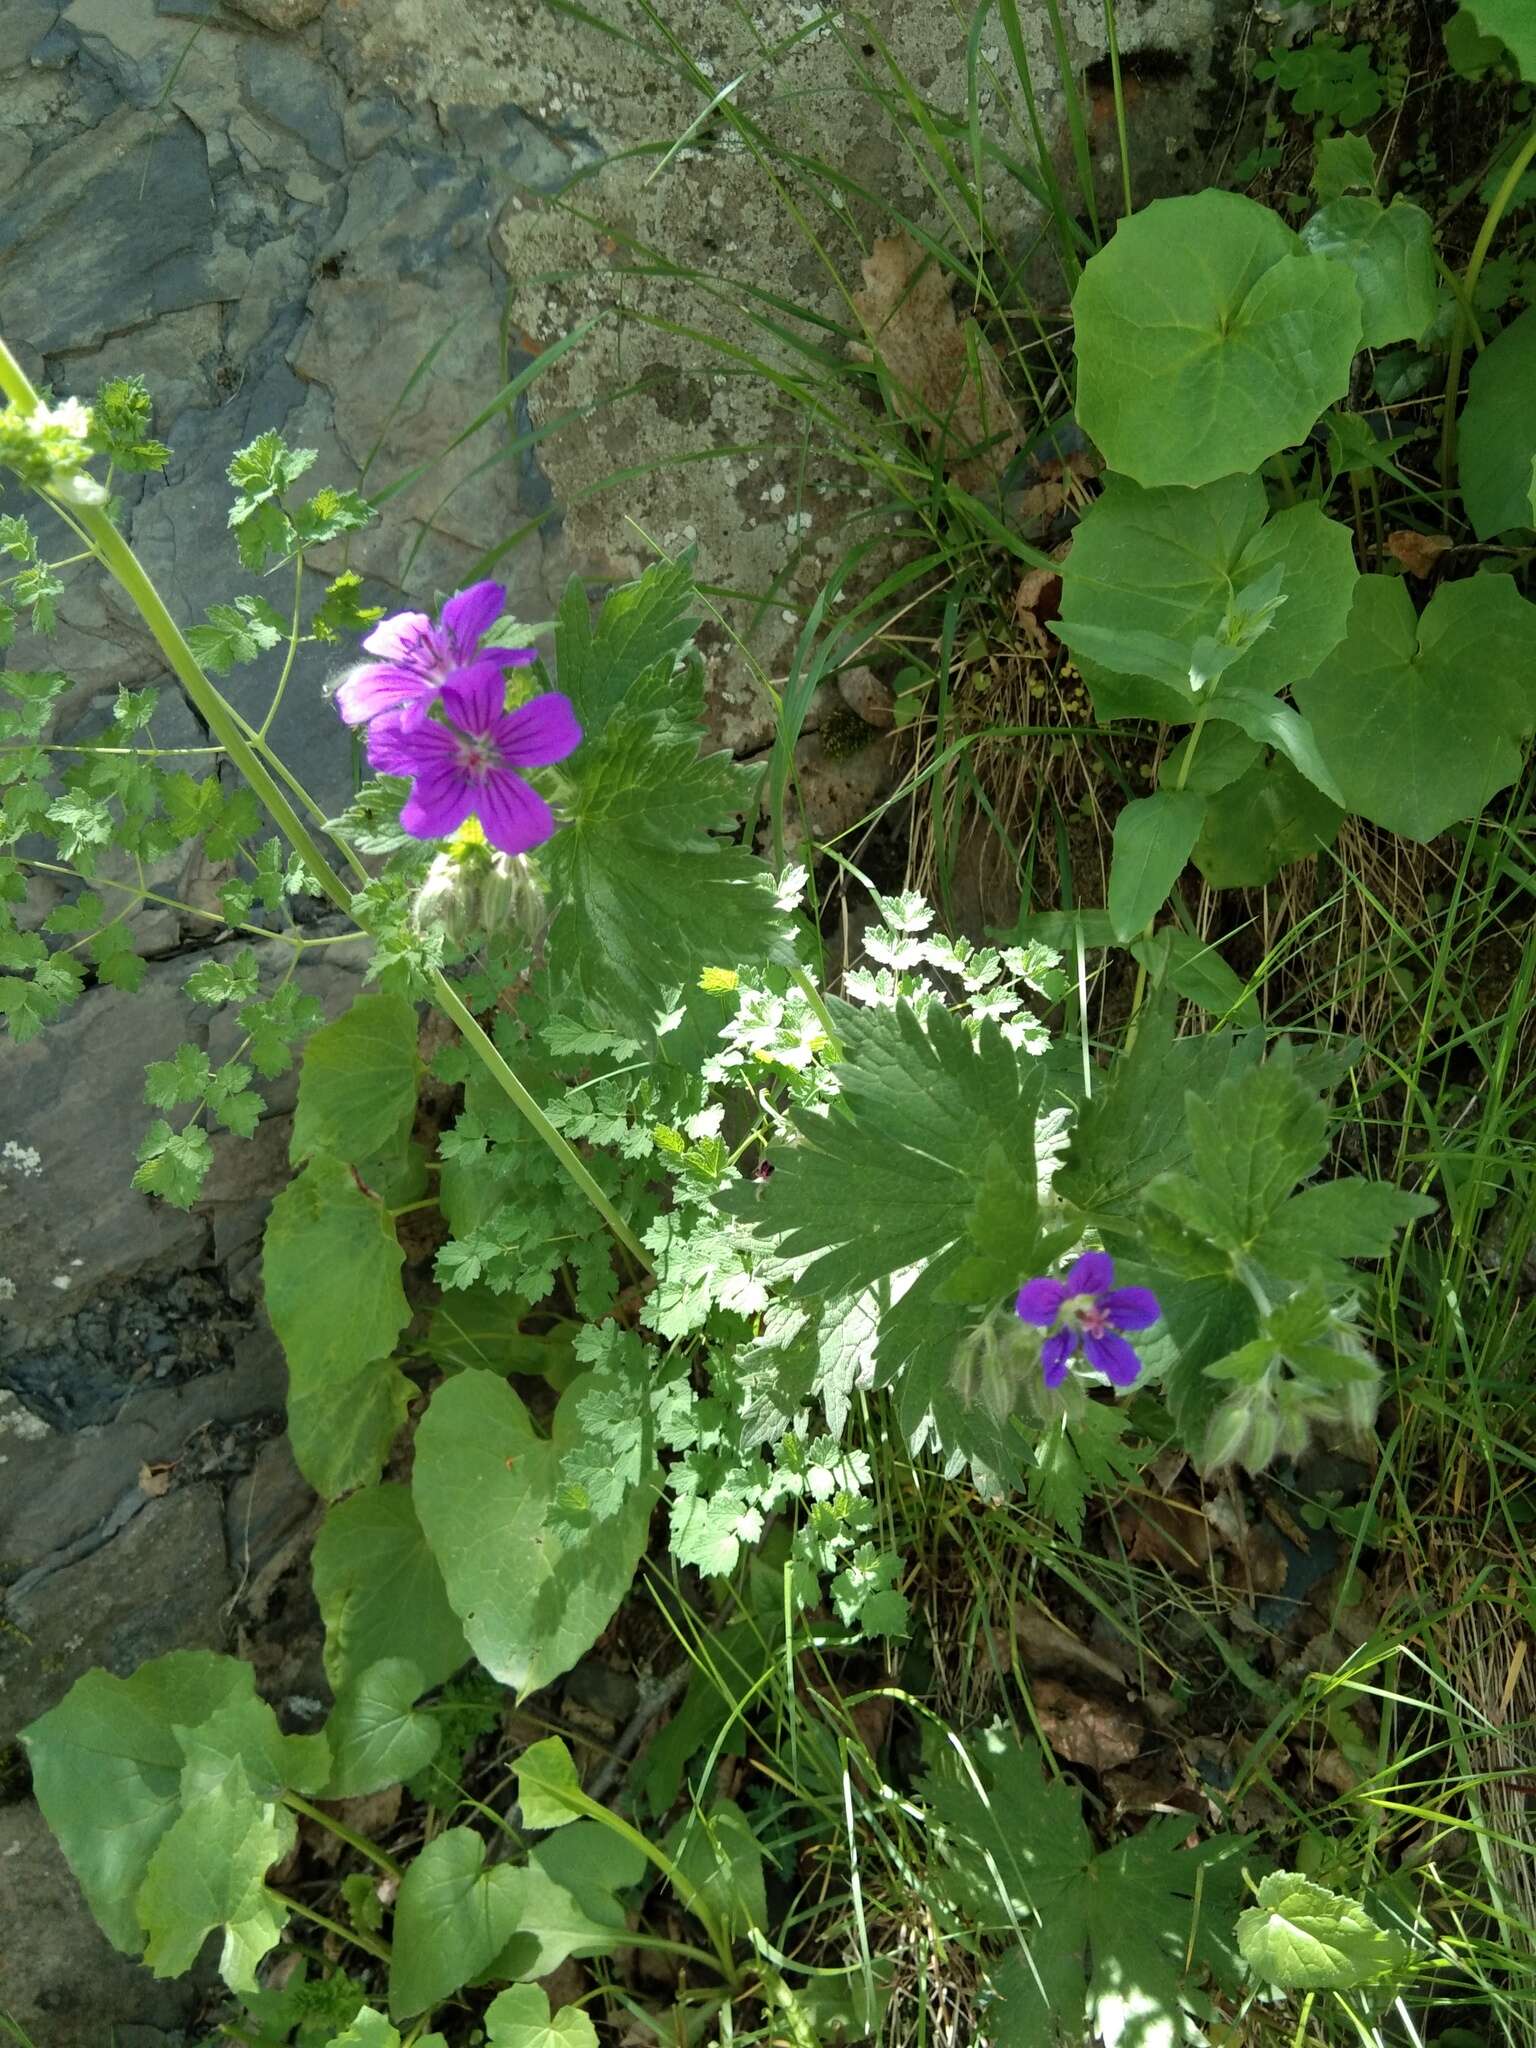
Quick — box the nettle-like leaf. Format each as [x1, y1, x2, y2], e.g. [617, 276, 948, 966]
[1301, 197, 1438, 349]
[22, 1653, 327, 1983]
[1072, 189, 1361, 488]
[730, 999, 1065, 1490]
[542, 563, 794, 1038]
[1294, 574, 1536, 839]
[412, 1366, 660, 1697]
[263, 1154, 412, 1498]
[1238, 1871, 1408, 1991]
[1058, 472, 1358, 722]
[1457, 305, 1536, 541]
[922, 1725, 1248, 2048]
[311, 1483, 471, 1693]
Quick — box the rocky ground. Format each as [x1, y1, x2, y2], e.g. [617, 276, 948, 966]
[0, 0, 1244, 2035]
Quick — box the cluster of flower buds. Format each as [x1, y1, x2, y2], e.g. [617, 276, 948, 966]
[0, 395, 107, 506]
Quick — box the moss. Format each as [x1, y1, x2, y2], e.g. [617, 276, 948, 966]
[818, 702, 879, 761]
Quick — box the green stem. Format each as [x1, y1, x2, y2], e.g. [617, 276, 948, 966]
[789, 960, 842, 1060]
[428, 972, 651, 1270]
[1123, 714, 1207, 1048]
[257, 550, 306, 743]
[281, 1790, 404, 1879]
[267, 1886, 392, 1965]
[1440, 121, 1536, 488]
[0, 330, 651, 1270]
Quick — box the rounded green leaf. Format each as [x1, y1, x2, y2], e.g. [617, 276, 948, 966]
[322, 1659, 440, 1798]
[311, 1483, 471, 1694]
[1301, 197, 1438, 348]
[388, 1826, 523, 2019]
[1238, 1870, 1408, 1990]
[1294, 574, 1536, 839]
[1059, 474, 1358, 712]
[412, 1368, 658, 1697]
[289, 992, 420, 1167]
[1072, 191, 1362, 487]
[1460, 0, 1536, 75]
[1458, 306, 1536, 540]
[263, 1154, 412, 1498]
[485, 1985, 599, 2048]
[1192, 753, 1343, 887]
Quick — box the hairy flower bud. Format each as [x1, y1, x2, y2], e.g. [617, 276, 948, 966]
[0, 396, 106, 504]
[412, 819, 547, 946]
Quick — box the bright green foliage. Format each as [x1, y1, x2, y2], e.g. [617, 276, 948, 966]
[666, 1798, 767, 1939]
[1460, 0, 1536, 75]
[516, 1735, 586, 1829]
[1028, 1398, 1141, 1543]
[262, 1155, 412, 1497]
[488, 1821, 646, 1980]
[1255, 33, 1386, 124]
[1072, 192, 1361, 487]
[321, 1659, 440, 1797]
[1302, 197, 1438, 347]
[412, 1366, 659, 1695]
[89, 374, 171, 472]
[1238, 1871, 1408, 1989]
[311, 1485, 469, 1693]
[923, 1726, 1248, 2048]
[1458, 306, 1536, 539]
[22, 1653, 327, 1983]
[187, 595, 287, 675]
[1295, 575, 1536, 838]
[1108, 791, 1207, 940]
[387, 1826, 525, 2018]
[1312, 132, 1376, 201]
[133, 1119, 216, 1206]
[1059, 476, 1355, 730]
[426, 1285, 560, 1376]
[321, 2011, 445, 2048]
[1192, 752, 1343, 888]
[542, 560, 794, 1037]
[289, 992, 419, 1166]
[484, 1987, 599, 2048]
[552, 555, 698, 743]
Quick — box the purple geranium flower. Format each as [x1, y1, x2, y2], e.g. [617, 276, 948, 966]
[1015, 1251, 1160, 1390]
[367, 666, 581, 856]
[334, 580, 535, 732]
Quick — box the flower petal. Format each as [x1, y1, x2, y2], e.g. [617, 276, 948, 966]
[1040, 1328, 1077, 1387]
[334, 663, 431, 727]
[367, 713, 457, 776]
[400, 766, 476, 842]
[497, 690, 582, 768]
[439, 662, 508, 736]
[362, 610, 440, 669]
[1103, 1286, 1161, 1333]
[440, 581, 505, 661]
[1015, 1276, 1069, 1327]
[1081, 1330, 1143, 1388]
[1063, 1249, 1114, 1297]
[475, 768, 556, 857]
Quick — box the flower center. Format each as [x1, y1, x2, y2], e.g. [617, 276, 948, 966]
[454, 731, 501, 783]
[1062, 1291, 1110, 1338]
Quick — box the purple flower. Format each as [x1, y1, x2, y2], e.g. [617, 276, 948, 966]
[367, 666, 581, 856]
[1015, 1251, 1160, 1390]
[334, 580, 536, 732]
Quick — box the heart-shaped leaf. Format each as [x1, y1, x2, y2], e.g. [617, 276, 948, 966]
[1238, 1871, 1408, 1990]
[322, 1659, 440, 1798]
[485, 1985, 599, 2048]
[1072, 191, 1361, 487]
[289, 992, 419, 1168]
[1108, 791, 1208, 940]
[1458, 305, 1536, 540]
[1301, 197, 1438, 348]
[311, 1483, 471, 1694]
[412, 1368, 658, 1697]
[1293, 574, 1536, 838]
[388, 1827, 523, 2018]
[1459, 0, 1536, 75]
[1192, 753, 1343, 888]
[1059, 474, 1357, 716]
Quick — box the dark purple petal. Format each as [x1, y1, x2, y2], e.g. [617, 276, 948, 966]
[1081, 1330, 1143, 1388]
[362, 609, 440, 668]
[476, 768, 556, 856]
[440, 581, 505, 661]
[1040, 1328, 1077, 1387]
[1063, 1250, 1114, 1297]
[400, 765, 476, 842]
[487, 645, 539, 670]
[334, 663, 430, 727]
[497, 691, 582, 769]
[1102, 1286, 1161, 1333]
[1015, 1276, 1069, 1327]
[439, 662, 508, 736]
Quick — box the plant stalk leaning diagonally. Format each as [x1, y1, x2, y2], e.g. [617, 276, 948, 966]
[0, 331, 651, 1270]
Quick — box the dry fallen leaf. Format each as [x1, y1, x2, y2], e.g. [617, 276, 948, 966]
[850, 230, 1020, 489]
[138, 1460, 174, 1498]
[1117, 1494, 1215, 1577]
[1006, 1604, 1131, 1688]
[1032, 1677, 1144, 1774]
[1385, 528, 1453, 578]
